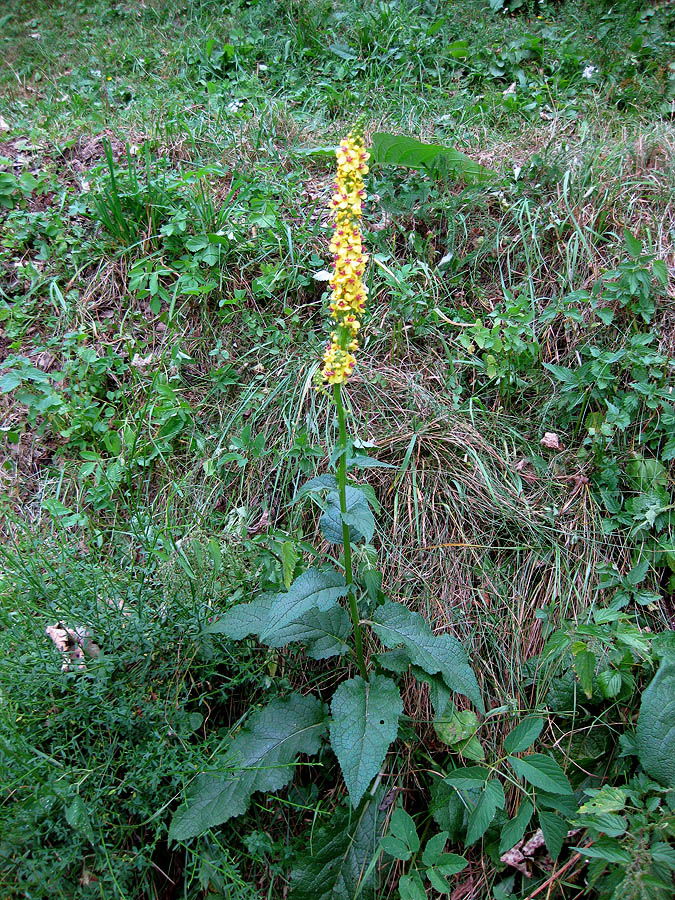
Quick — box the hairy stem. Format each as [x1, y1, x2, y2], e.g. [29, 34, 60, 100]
[333, 382, 368, 681]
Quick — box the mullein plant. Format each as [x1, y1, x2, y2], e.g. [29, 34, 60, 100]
[169, 127, 485, 896]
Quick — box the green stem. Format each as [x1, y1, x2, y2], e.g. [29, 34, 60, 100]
[333, 381, 368, 682]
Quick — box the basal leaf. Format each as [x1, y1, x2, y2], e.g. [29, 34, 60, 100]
[290, 786, 390, 900]
[330, 675, 402, 807]
[507, 754, 573, 795]
[503, 717, 544, 755]
[371, 601, 483, 712]
[170, 693, 327, 841]
[636, 660, 675, 788]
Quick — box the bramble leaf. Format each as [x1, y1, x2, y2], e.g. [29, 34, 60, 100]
[507, 754, 573, 795]
[170, 693, 327, 841]
[330, 675, 402, 807]
[371, 601, 483, 712]
[465, 779, 505, 845]
[498, 799, 533, 854]
[539, 810, 567, 859]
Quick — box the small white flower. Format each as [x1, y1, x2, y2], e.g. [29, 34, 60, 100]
[582, 65, 598, 79]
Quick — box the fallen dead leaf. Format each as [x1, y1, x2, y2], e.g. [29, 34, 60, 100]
[540, 432, 562, 450]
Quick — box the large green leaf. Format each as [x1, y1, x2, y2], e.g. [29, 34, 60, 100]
[330, 675, 402, 807]
[371, 133, 488, 183]
[263, 604, 352, 660]
[170, 693, 327, 841]
[321, 487, 374, 544]
[636, 660, 675, 787]
[207, 569, 348, 646]
[290, 787, 390, 900]
[371, 601, 483, 712]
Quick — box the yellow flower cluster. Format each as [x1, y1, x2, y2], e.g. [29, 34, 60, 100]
[319, 131, 369, 386]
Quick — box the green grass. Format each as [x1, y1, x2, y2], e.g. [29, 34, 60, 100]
[1, 0, 674, 898]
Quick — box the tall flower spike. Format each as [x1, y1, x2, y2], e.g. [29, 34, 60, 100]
[318, 128, 369, 386]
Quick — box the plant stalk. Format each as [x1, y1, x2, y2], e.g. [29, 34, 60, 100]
[333, 382, 368, 681]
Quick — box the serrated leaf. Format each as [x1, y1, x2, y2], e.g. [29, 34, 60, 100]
[434, 707, 480, 748]
[578, 786, 628, 815]
[330, 676, 402, 807]
[652, 842, 675, 870]
[444, 767, 491, 789]
[507, 754, 573, 795]
[427, 868, 452, 893]
[321, 488, 374, 544]
[576, 837, 632, 864]
[290, 787, 390, 900]
[206, 592, 275, 639]
[388, 807, 420, 853]
[422, 831, 449, 867]
[399, 872, 426, 900]
[263, 604, 352, 660]
[259, 569, 348, 640]
[170, 693, 327, 841]
[539, 810, 567, 859]
[371, 601, 483, 712]
[465, 779, 505, 845]
[371, 133, 488, 183]
[574, 650, 595, 698]
[208, 569, 348, 647]
[295, 473, 338, 499]
[636, 660, 675, 787]
[503, 717, 544, 755]
[380, 835, 412, 860]
[281, 541, 298, 589]
[498, 799, 533, 854]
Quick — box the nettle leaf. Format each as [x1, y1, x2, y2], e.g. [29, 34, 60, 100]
[503, 717, 544, 755]
[321, 487, 374, 544]
[538, 810, 567, 860]
[330, 675, 402, 807]
[371, 601, 483, 712]
[170, 693, 327, 841]
[507, 754, 573, 795]
[636, 660, 675, 788]
[498, 799, 534, 855]
[371, 133, 488, 183]
[290, 786, 390, 900]
[465, 779, 505, 845]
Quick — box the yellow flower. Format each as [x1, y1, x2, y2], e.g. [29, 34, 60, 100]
[319, 129, 370, 387]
